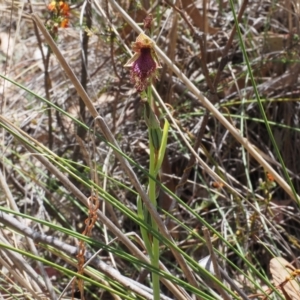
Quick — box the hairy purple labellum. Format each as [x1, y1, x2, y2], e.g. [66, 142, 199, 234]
[124, 33, 161, 92]
[131, 48, 157, 92]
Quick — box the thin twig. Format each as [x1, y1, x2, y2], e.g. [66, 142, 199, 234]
[202, 228, 231, 300]
[165, 112, 210, 225]
[213, 0, 249, 88]
[165, 0, 215, 94]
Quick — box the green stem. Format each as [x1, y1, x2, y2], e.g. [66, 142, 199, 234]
[149, 136, 160, 300]
[147, 87, 160, 300]
[137, 193, 153, 260]
[138, 88, 169, 298]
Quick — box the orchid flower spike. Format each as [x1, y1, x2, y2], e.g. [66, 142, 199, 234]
[125, 32, 161, 92]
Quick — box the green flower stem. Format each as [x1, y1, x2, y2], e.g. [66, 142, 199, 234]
[147, 86, 160, 300]
[137, 194, 153, 260]
[149, 135, 160, 300]
[138, 86, 169, 300]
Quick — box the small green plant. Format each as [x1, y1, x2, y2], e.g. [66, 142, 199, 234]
[125, 21, 169, 300]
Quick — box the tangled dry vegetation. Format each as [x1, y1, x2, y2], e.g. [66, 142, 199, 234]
[2, 0, 300, 299]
